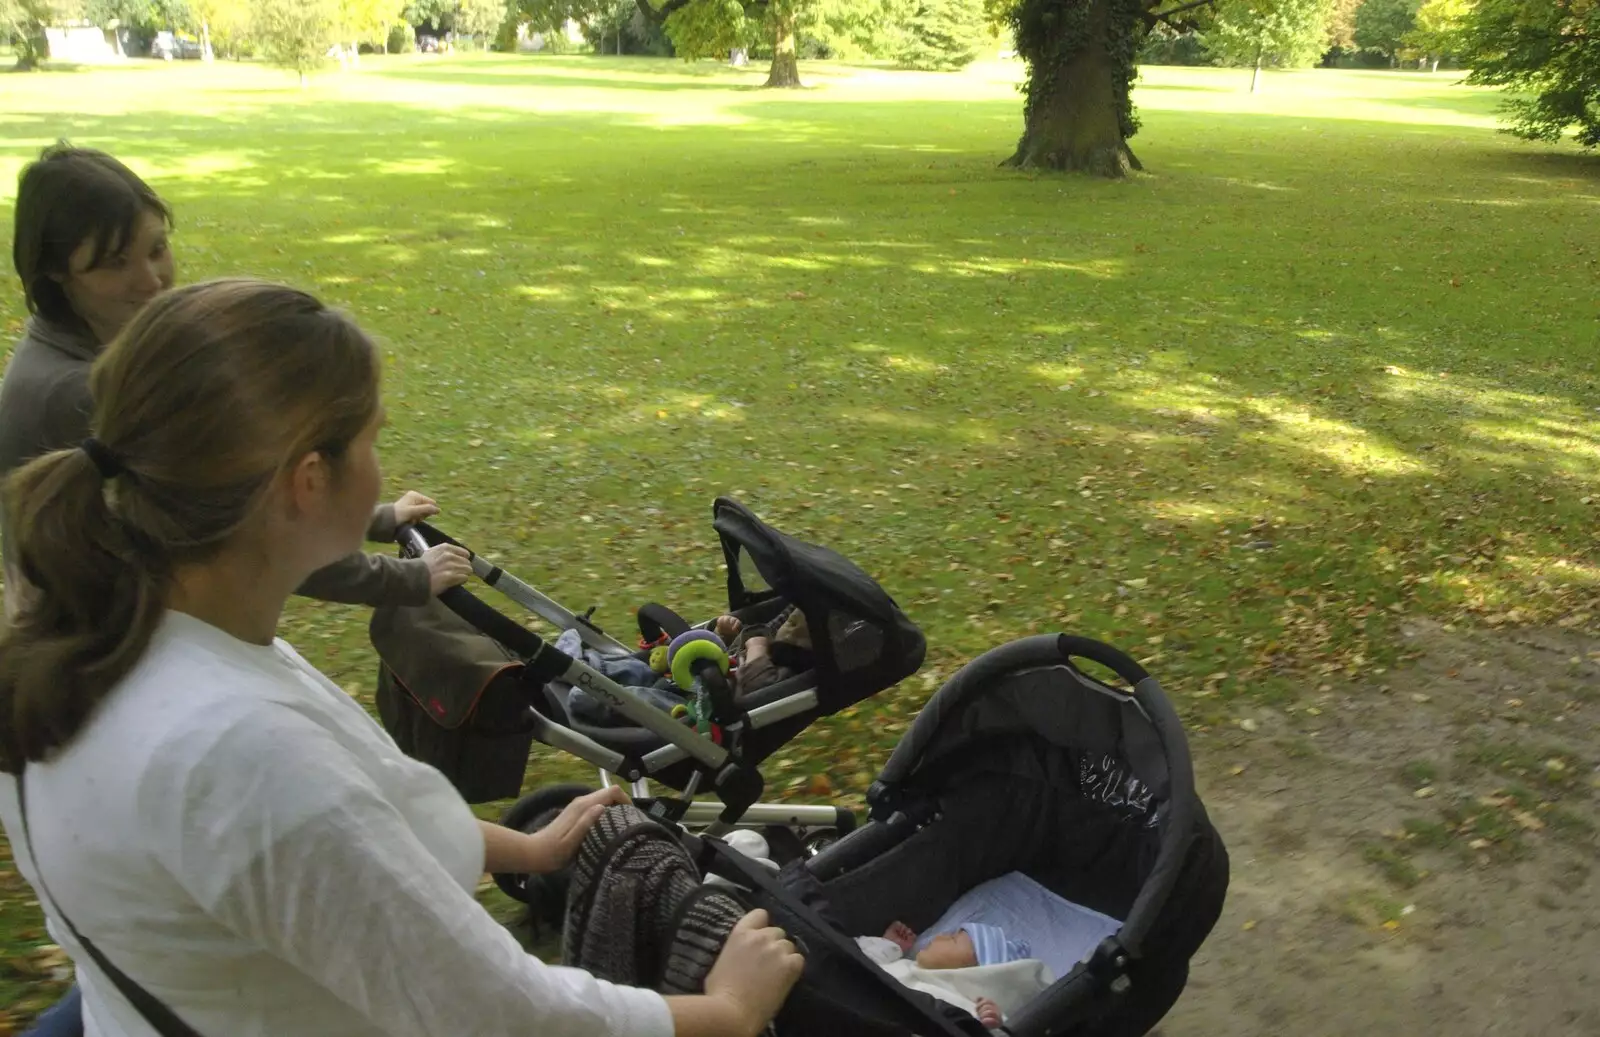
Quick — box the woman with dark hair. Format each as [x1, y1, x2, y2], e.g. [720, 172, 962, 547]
[0, 143, 472, 617]
[0, 278, 802, 1037]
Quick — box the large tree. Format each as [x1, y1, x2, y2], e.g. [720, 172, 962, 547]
[1322, 0, 1359, 52]
[1353, 0, 1419, 63]
[985, 0, 1221, 176]
[2, 0, 84, 68]
[253, 0, 337, 83]
[333, 0, 403, 57]
[1403, 0, 1467, 70]
[893, 0, 988, 70]
[1457, 0, 1599, 148]
[1203, 0, 1331, 91]
[517, 0, 840, 86]
[188, 0, 252, 57]
[453, 0, 508, 41]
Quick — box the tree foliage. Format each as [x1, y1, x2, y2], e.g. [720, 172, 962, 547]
[190, 0, 254, 55]
[84, 0, 185, 31]
[2, 0, 84, 68]
[453, 0, 509, 40]
[253, 0, 337, 80]
[1323, 0, 1359, 50]
[1403, 0, 1468, 61]
[1353, 0, 1419, 60]
[1458, 0, 1600, 148]
[334, 0, 404, 49]
[660, 0, 749, 56]
[892, 0, 987, 70]
[404, 0, 458, 25]
[1203, 0, 1332, 67]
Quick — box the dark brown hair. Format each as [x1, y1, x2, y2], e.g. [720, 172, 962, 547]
[11, 142, 172, 325]
[0, 279, 380, 772]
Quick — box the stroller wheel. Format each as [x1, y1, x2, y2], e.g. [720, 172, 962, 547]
[494, 784, 594, 919]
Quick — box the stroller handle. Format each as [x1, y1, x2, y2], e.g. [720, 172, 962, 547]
[1054, 636, 1151, 686]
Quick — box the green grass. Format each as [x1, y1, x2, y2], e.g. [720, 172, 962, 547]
[1, 54, 1597, 1019]
[1362, 842, 1426, 888]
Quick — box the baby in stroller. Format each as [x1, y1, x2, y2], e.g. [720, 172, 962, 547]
[563, 606, 814, 727]
[858, 921, 1047, 1029]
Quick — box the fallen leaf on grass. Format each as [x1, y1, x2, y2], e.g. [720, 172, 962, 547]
[1511, 810, 1545, 832]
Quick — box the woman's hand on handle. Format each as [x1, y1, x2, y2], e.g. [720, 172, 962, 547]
[391, 490, 440, 526]
[422, 543, 472, 595]
[682, 909, 804, 1037]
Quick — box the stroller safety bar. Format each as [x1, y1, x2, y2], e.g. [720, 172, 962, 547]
[397, 526, 732, 774]
[642, 689, 820, 771]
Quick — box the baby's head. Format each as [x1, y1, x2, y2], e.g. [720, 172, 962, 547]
[914, 923, 1028, 970]
[914, 928, 977, 970]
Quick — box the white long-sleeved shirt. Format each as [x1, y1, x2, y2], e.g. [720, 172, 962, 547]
[0, 610, 673, 1037]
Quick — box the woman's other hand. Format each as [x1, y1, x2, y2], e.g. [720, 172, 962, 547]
[519, 786, 630, 874]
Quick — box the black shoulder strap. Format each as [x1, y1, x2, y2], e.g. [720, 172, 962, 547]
[17, 767, 207, 1037]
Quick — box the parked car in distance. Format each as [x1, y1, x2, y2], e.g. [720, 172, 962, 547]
[151, 31, 203, 60]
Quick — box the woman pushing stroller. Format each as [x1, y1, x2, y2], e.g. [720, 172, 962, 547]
[0, 277, 804, 1036]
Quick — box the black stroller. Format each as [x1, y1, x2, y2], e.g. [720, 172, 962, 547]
[372, 500, 1228, 1035]
[372, 497, 927, 847]
[717, 634, 1232, 1036]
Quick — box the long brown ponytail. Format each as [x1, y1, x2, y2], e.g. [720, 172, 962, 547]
[0, 278, 380, 772]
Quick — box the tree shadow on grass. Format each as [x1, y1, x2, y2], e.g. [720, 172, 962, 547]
[0, 99, 1594, 701]
[1, 96, 1598, 1023]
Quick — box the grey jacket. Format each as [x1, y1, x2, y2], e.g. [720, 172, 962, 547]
[0, 316, 431, 608]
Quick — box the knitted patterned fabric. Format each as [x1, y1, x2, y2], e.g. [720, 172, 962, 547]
[563, 804, 745, 996]
[658, 886, 750, 995]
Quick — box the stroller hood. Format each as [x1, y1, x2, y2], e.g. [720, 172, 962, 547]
[712, 497, 925, 715]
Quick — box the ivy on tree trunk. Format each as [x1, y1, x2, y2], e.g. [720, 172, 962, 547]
[999, 0, 1217, 176]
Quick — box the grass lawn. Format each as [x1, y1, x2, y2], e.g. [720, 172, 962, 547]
[0, 54, 1596, 1021]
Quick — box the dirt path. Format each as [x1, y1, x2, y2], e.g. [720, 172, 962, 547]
[1161, 621, 1600, 1036]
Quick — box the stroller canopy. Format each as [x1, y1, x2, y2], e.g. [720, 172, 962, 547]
[712, 497, 925, 715]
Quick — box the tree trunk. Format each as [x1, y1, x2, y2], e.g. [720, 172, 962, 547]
[1250, 45, 1262, 93]
[201, 19, 213, 61]
[15, 32, 44, 70]
[764, 8, 801, 88]
[1001, 0, 1141, 178]
[1430, 57, 1439, 73]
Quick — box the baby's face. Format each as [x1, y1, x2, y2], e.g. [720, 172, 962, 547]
[914, 929, 977, 970]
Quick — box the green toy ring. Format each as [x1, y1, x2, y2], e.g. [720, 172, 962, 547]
[670, 635, 730, 690]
